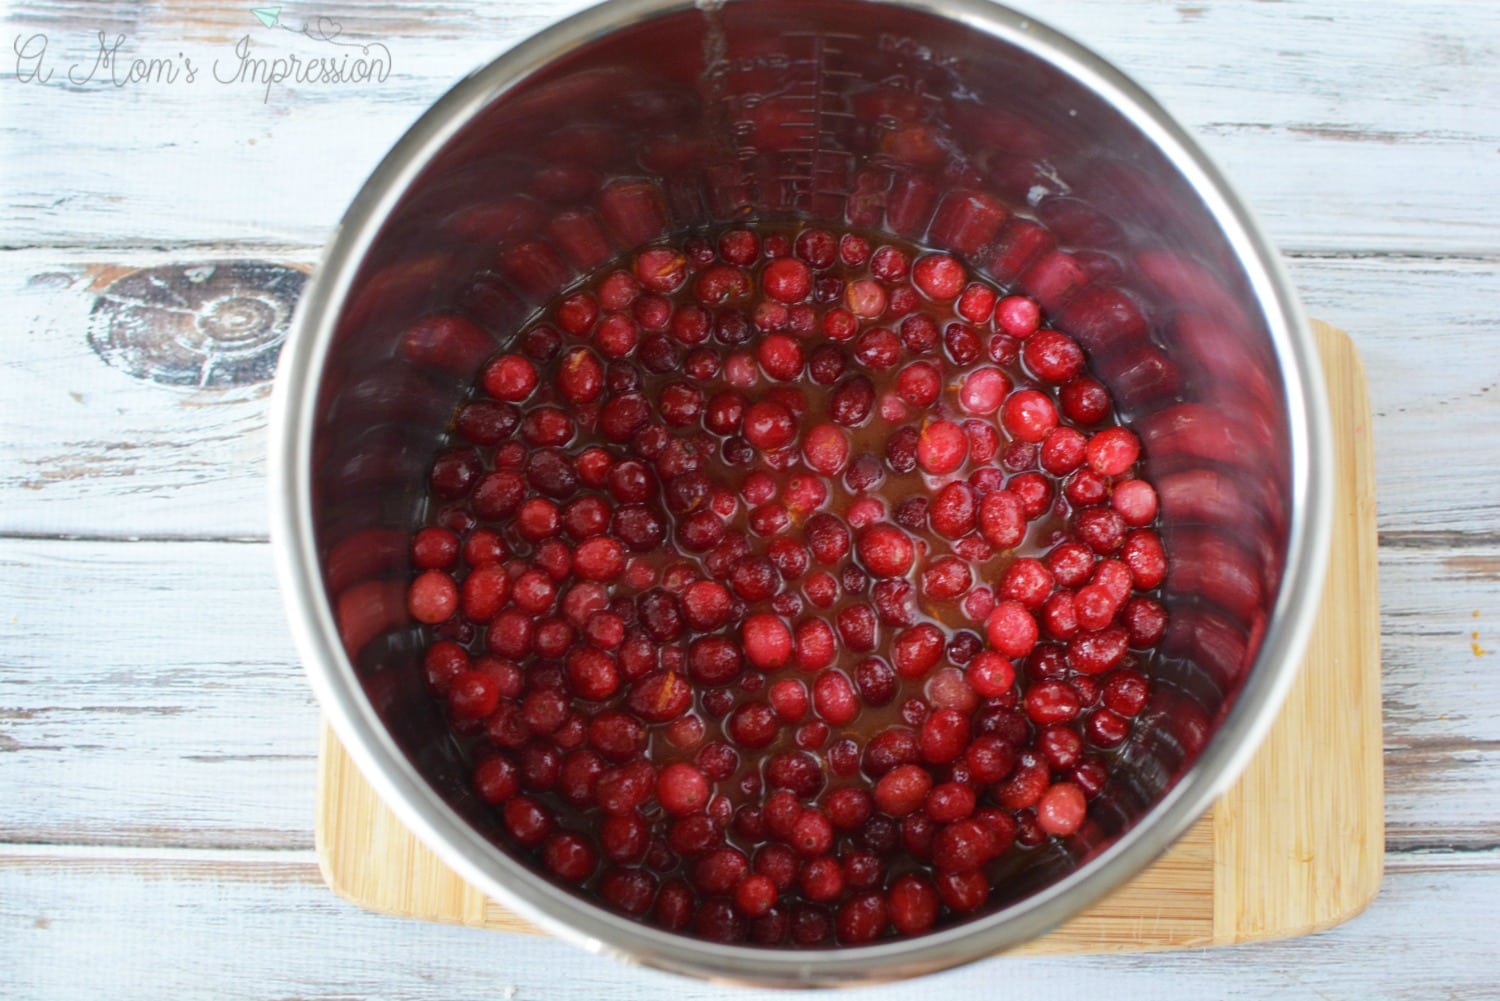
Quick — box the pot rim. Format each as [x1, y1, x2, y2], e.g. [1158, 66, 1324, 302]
[269, 0, 1333, 984]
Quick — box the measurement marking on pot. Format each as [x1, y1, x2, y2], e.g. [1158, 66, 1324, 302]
[724, 31, 865, 210]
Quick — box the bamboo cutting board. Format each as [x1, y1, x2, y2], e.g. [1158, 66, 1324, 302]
[315, 320, 1383, 955]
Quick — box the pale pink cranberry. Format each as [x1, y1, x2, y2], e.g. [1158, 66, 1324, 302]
[1037, 782, 1087, 836]
[959, 367, 1010, 414]
[995, 294, 1041, 337]
[743, 614, 793, 670]
[1112, 478, 1159, 525]
[407, 571, 458, 624]
[724, 350, 760, 387]
[844, 278, 887, 318]
[1087, 427, 1141, 476]
[801, 423, 851, 476]
[878, 391, 910, 423]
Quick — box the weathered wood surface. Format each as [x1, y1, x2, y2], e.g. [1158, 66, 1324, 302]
[2, 848, 1498, 1001]
[3, 1, 1497, 253]
[2, 0, 1498, 996]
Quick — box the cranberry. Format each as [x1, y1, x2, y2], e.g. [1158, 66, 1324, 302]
[1122, 528, 1168, 589]
[887, 874, 939, 936]
[854, 525, 915, 578]
[1036, 782, 1087, 836]
[1087, 427, 1141, 476]
[407, 571, 458, 624]
[455, 401, 520, 445]
[916, 419, 968, 474]
[1061, 375, 1112, 424]
[978, 489, 1026, 549]
[1000, 389, 1059, 443]
[742, 400, 797, 450]
[656, 762, 711, 817]
[763, 257, 813, 303]
[798, 422, 850, 476]
[482, 354, 539, 402]
[836, 604, 878, 652]
[874, 764, 931, 817]
[1023, 329, 1086, 383]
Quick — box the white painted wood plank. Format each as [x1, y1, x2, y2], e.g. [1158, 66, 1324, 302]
[1285, 254, 1500, 538]
[0, 538, 318, 848]
[1, 848, 1497, 1000]
[1, 0, 1497, 253]
[3, 250, 1496, 540]
[2, 536, 1495, 850]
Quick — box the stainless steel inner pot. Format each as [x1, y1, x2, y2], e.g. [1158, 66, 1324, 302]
[271, 0, 1332, 984]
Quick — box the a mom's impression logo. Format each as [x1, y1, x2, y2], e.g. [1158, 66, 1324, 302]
[10, 6, 392, 102]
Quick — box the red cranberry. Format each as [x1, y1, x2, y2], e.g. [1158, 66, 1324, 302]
[855, 525, 915, 578]
[481, 354, 539, 402]
[1061, 374, 1112, 424]
[916, 419, 968, 474]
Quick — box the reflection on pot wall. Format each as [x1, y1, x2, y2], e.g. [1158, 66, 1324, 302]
[305, 0, 1290, 913]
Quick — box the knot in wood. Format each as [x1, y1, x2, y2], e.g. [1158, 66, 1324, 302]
[87, 262, 306, 388]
